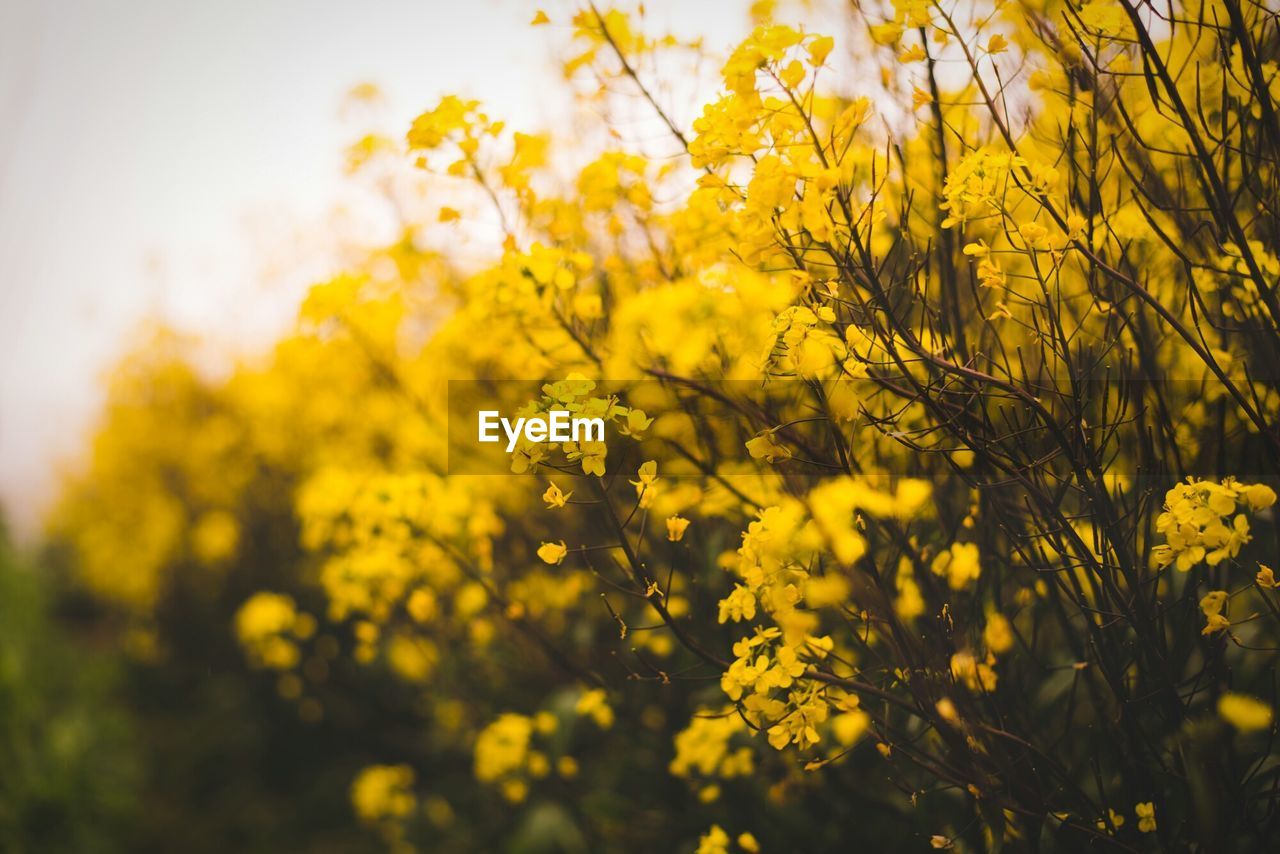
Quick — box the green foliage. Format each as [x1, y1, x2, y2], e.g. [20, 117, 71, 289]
[0, 529, 138, 852]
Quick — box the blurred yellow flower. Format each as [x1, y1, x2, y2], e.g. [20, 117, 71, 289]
[1219, 693, 1273, 733]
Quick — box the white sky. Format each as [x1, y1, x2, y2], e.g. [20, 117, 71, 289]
[0, 0, 763, 538]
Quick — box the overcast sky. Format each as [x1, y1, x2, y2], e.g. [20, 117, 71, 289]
[0, 0, 764, 538]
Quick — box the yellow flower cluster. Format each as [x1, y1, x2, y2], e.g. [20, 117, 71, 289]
[669, 709, 754, 781]
[350, 764, 417, 824]
[234, 592, 315, 670]
[473, 708, 576, 804]
[1153, 479, 1276, 571]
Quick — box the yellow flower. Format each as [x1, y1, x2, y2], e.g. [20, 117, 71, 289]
[534, 711, 558, 734]
[718, 586, 757, 623]
[537, 540, 568, 565]
[737, 832, 760, 853]
[1019, 222, 1049, 248]
[578, 441, 607, 477]
[779, 59, 805, 89]
[1258, 564, 1277, 589]
[983, 613, 1014, 654]
[898, 44, 926, 63]
[987, 34, 1008, 54]
[666, 515, 691, 542]
[192, 510, 239, 565]
[1078, 1, 1134, 38]
[950, 650, 998, 692]
[1199, 590, 1230, 636]
[631, 460, 658, 490]
[807, 35, 834, 66]
[618, 408, 653, 437]
[911, 85, 933, 111]
[630, 459, 659, 506]
[542, 481, 571, 509]
[407, 588, 437, 623]
[437, 206, 461, 222]
[235, 592, 300, 670]
[935, 697, 959, 724]
[386, 633, 436, 683]
[575, 688, 615, 729]
[1135, 802, 1156, 833]
[931, 542, 981, 590]
[696, 825, 730, 854]
[831, 709, 869, 746]
[977, 257, 1005, 288]
[746, 429, 792, 463]
[1243, 483, 1277, 510]
[869, 23, 903, 46]
[1219, 693, 1273, 732]
[474, 713, 534, 782]
[350, 764, 416, 824]
[530, 9, 549, 25]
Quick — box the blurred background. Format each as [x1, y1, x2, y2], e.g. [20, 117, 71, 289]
[0, 0, 749, 539]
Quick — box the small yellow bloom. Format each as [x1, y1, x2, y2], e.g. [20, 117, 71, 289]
[1019, 222, 1049, 248]
[696, 825, 730, 854]
[407, 589, 437, 623]
[530, 10, 549, 25]
[501, 779, 528, 803]
[746, 429, 791, 463]
[779, 59, 805, 89]
[518, 711, 548, 737]
[869, 23, 903, 46]
[1258, 564, 1278, 589]
[935, 697, 959, 723]
[911, 85, 934, 111]
[192, 510, 238, 564]
[666, 515, 691, 542]
[1199, 590, 1230, 636]
[437, 206, 461, 222]
[537, 540, 568, 565]
[542, 481, 571, 509]
[575, 688, 614, 729]
[1219, 693, 1273, 732]
[987, 34, 1008, 54]
[898, 44, 927, 63]
[807, 35, 834, 66]
[619, 408, 653, 437]
[737, 832, 760, 853]
[1243, 483, 1277, 510]
[1135, 802, 1156, 833]
[983, 613, 1014, 655]
[631, 460, 658, 489]
[350, 764, 416, 824]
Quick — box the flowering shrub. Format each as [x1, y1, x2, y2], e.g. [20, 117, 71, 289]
[49, 1, 1280, 850]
